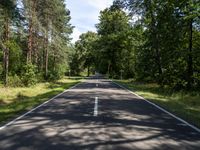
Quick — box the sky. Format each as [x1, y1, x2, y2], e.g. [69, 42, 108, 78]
[65, 0, 114, 43]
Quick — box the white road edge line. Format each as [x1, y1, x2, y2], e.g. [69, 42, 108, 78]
[0, 81, 83, 130]
[94, 97, 98, 116]
[111, 80, 200, 133]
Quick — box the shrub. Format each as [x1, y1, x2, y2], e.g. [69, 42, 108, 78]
[48, 71, 60, 81]
[47, 64, 66, 81]
[7, 74, 23, 87]
[21, 64, 37, 86]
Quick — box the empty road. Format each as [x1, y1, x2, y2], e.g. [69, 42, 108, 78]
[0, 75, 200, 150]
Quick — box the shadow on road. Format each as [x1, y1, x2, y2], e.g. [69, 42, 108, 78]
[0, 79, 200, 150]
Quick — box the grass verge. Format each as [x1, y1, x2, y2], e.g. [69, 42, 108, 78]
[0, 77, 81, 125]
[115, 80, 200, 128]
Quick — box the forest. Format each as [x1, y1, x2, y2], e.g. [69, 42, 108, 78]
[0, 0, 73, 87]
[71, 0, 200, 90]
[1, 0, 200, 143]
[0, 0, 200, 90]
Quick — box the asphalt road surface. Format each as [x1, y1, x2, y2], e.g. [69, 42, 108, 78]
[0, 75, 200, 150]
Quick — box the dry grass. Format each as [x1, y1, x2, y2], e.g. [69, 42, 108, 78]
[0, 77, 81, 124]
[116, 80, 200, 128]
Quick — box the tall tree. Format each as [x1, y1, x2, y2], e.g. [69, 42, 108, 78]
[0, 0, 73, 86]
[73, 32, 98, 76]
[181, 0, 200, 88]
[23, 0, 37, 63]
[114, 0, 200, 88]
[96, 5, 132, 77]
[35, 0, 73, 79]
[0, 0, 17, 85]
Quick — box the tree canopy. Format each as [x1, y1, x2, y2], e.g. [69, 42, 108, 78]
[0, 0, 73, 86]
[1, 0, 200, 90]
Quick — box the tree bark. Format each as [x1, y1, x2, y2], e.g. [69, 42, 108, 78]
[148, 0, 163, 83]
[87, 65, 90, 77]
[2, 16, 10, 86]
[27, 0, 36, 63]
[33, 34, 38, 65]
[107, 61, 111, 76]
[27, 17, 33, 63]
[53, 52, 56, 72]
[45, 30, 49, 79]
[187, 19, 193, 89]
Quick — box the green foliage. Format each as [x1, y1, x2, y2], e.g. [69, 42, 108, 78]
[6, 40, 22, 74]
[96, 6, 134, 78]
[70, 32, 98, 76]
[0, 64, 2, 79]
[0, 50, 3, 79]
[113, 0, 200, 89]
[69, 51, 82, 75]
[0, 0, 73, 86]
[0, 0, 199, 90]
[7, 74, 23, 87]
[0, 78, 80, 124]
[117, 80, 200, 127]
[48, 64, 66, 81]
[21, 64, 37, 86]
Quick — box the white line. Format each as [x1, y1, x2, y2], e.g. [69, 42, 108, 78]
[94, 97, 98, 116]
[111, 80, 200, 133]
[0, 82, 83, 130]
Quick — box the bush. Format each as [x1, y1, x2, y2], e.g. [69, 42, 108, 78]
[48, 71, 60, 81]
[7, 74, 23, 87]
[193, 72, 200, 88]
[47, 64, 66, 81]
[21, 64, 37, 86]
[6, 40, 22, 74]
[0, 64, 3, 80]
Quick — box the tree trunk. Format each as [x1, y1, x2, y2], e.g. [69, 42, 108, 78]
[107, 61, 111, 76]
[53, 53, 56, 72]
[87, 65, 90, 77]
[148, 1, 163, 83]
[27, 0, 36, 63]
[2, 17, 10, 86]
[155, 42, 163, 83]
[45, 31, 49, 79]
[3, 48, 9, 86]
[187, 19, 193, 89]
[33, 34, 39, 66]
[27, 17, 33, 63]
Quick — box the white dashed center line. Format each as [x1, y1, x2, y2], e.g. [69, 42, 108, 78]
[94, 97, 98, 116]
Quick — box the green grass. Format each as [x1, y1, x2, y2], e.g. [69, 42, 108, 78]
[0, 77, 82, 125]
[116, 80, 200, 128]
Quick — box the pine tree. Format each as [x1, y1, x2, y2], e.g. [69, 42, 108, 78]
[0, 0, 17, 85]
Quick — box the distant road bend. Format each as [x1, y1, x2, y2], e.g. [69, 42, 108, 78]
[0, 75, 200, 150]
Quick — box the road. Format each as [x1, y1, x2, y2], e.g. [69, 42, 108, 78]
[0, 75, 200, 150]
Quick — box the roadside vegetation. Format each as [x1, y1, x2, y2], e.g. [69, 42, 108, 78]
[0, 1, 80, 124]
[0, 0, 73, 86]
[116, 80, 200, 128]
[1, 0, 200, 128]
[0, 77, 81, 124]
[70, 0, 200, 128]
[71, 0, 200, 90]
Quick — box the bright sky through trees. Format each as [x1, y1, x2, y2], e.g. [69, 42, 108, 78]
[65, 0, 113, 43]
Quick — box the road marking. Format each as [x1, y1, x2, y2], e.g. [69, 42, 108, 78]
[0, 82, 83, 130]
[111, 80, 200, 133]
[94, 97, 98, 116]
[177, 123, 187, 126]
